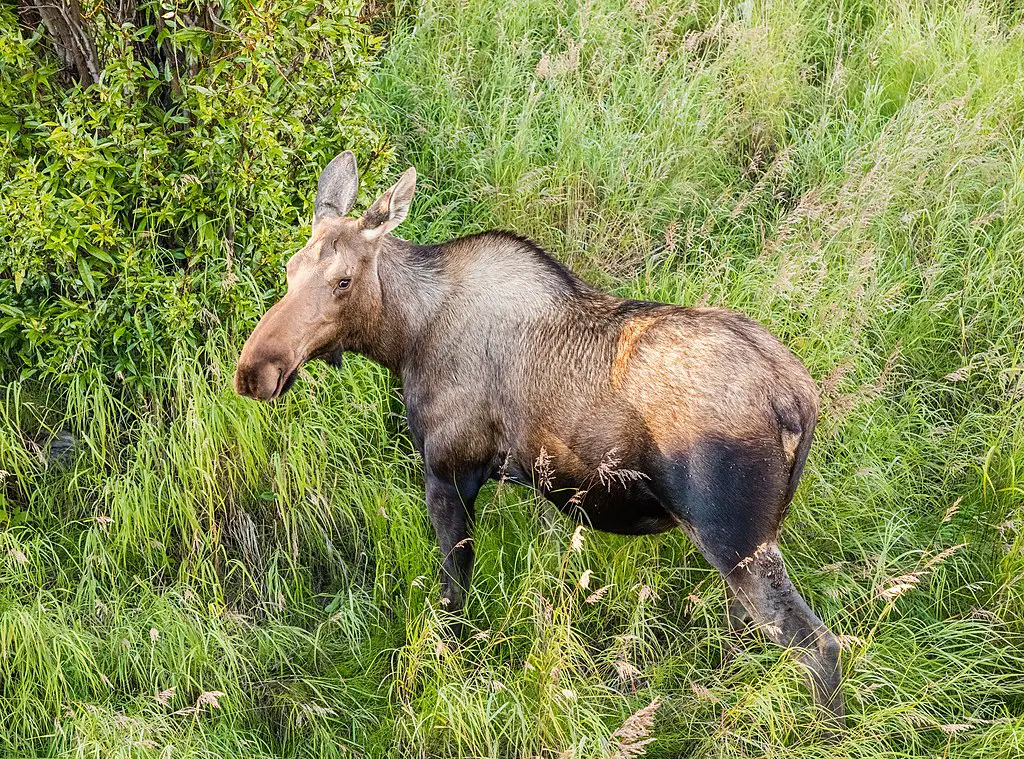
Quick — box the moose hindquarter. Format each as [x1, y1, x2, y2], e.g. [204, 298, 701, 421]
[615, 310, 843, 725]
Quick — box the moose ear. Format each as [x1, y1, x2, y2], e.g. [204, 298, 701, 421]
[314, 151, 359, 225]
[361, 166, 417, 238]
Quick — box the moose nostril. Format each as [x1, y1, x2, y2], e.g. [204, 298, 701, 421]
[233, 362, 268, 400]
[248, 361, 288, 401]
[234, 353, 297, 401]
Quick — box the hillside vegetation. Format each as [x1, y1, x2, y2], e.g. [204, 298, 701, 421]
[2, 0, 1023, 757]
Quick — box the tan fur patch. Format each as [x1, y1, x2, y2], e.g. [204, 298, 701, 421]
[780, 427, 801, 462]
[611, 317, 658, 390]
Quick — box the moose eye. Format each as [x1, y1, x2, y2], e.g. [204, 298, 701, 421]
[335, 278, 352, 293]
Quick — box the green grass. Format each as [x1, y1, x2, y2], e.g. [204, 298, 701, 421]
[3, 0, 1024, 756]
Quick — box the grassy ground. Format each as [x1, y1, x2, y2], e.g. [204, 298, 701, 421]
[3, 0, 1024, 756]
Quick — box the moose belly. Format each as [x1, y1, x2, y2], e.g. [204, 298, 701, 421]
[546, 479, 677, 535]
[498, 457, 676, 536]
[497, 417, 677, 535]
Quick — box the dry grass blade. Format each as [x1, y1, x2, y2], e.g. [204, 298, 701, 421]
[586, 584, 613, 603]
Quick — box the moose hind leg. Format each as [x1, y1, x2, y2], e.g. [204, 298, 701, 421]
[655, 440, 844, 727]
[726, 543, 844, 726]
[725, 582, 752, 633]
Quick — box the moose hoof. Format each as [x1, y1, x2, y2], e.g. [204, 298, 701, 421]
[437, 597, 467, 640]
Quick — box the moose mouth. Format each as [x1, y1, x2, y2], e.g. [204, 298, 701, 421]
[266, 348, 341, 400]
[239, 362, 300, 402]
[274, 365, 300, 399]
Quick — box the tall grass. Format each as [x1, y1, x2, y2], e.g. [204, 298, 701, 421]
[2, 0, 1024, 756]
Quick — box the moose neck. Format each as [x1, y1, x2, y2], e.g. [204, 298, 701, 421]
[351, 236, 447, 374]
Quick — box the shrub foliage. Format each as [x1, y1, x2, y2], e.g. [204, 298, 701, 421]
[1, 0, 386, 386]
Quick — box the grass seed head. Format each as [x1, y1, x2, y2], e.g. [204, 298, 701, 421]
[607, 697, 661, 759]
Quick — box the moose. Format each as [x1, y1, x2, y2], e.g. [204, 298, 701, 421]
[234, 152, 844, 726]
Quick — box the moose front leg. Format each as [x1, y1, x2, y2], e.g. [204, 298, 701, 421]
[424, 467, 483, 627]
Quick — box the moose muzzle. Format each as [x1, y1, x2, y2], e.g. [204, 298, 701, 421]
[233, 298, 304, 402]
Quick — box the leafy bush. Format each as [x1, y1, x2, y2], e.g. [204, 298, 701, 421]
[0, 0, 387, 387]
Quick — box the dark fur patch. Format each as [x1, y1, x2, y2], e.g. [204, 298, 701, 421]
[614, 299, 663, 317]
[652, 436, 789, 569]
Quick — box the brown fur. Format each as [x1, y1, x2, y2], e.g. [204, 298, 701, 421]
[233, 154, 844, 731]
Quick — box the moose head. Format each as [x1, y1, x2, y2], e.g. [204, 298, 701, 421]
[233, 151, 416, 401]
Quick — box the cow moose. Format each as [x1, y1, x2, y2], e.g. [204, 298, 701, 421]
[234, 152, 844, 726]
